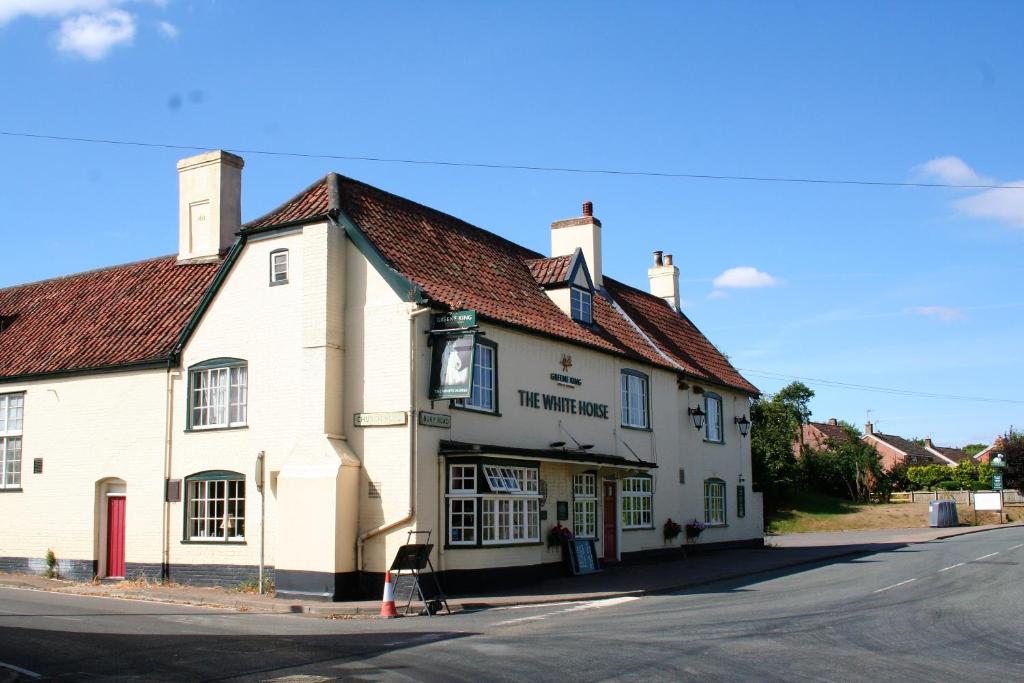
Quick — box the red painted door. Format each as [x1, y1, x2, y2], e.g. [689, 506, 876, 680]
[602, 480, 617, 562]
[106, 496, 126, 578]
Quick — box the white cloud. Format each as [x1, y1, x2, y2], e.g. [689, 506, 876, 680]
[955, 181, 1024, 228]
[908, 306, 964, 323]
[157, 19, 176, 38]
[706, 289, 728, 300]
[712, 266, 779, 289]
[917, 156, 990, 186]
[56, 9, 135, 59]
[0, 1, 125, 26]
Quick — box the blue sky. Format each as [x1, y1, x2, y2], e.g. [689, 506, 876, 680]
[1, 1, 1021, 446]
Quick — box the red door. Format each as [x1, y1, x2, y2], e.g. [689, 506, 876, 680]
[106, 496, 126, 578]
[602, 480, 617, 562]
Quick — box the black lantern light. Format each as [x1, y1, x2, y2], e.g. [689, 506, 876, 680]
[688, 406, 706, 430]
[734, 414, 751, 437]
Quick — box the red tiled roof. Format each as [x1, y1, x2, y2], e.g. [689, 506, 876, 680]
[525, 255, 573, 286]
[868, 433, 936, 463]
[808, 421, 850, 442]
[0, 256, 221, 379]
[934, 446, 969, 464]
[244, 174, 758, 394]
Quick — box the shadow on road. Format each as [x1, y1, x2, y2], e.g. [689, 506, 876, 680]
[0, 627, 473, 681]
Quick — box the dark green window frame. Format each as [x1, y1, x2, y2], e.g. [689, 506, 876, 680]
[269, 248, 289, 286]
[452, 338, 499, 415]
[182, 470, 246, 544]
[620, 369, 651, 430]
[186, 357, 248, 431]
[704, 477, 727, 526]
[704, 392, 724, 444]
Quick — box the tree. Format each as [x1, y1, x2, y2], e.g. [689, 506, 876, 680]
[962, 443, 989, 458]
[1001, 427, 1024, 490]
[800, 426, 883, 503]
[750, 382, 813, 510]
[907, 464, 952, 491]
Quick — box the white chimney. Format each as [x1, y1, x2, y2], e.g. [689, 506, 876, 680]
[648, 251, 680, 312]
[176, 150, 244, 262]
[551, 200, 602, 287]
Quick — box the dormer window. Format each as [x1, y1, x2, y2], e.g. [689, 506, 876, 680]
[570, 287, 592, 324]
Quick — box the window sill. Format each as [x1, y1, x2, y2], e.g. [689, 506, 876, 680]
[184, 425, 249, 434]
[704, 523, 728, 528]
[445, 541, 544, 550]
[449, 404, 501, 418]
[269, 279, 289, 287]
[0, 488, 23, 493]
[703, 439, 726, 445]
[180, 540, 248, 545]
[623, 526, 656, 532]
[620, 424, 652, 432]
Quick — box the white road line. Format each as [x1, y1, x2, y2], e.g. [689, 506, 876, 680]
[1008, 544, 1024, 551]
[974, 552, 1000, 561]
[493, 614, 548, 626]
[938, 563, 965, 573]
[0, 661, 42, 679]
[489, 601, 578, 612]
[874, 578, 916, 594]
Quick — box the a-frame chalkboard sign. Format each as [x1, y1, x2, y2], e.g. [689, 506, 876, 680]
[390, 530, 451, 616]
[564, 538, 602, 575]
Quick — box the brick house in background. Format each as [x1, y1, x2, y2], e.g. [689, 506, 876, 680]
[862, 422, 937, 470]
[922, 439, 969, 466]
[794, 417, 851, 458]
[972, 436, 1006, 464]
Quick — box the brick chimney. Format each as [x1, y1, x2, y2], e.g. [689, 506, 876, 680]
[552, 201, 603, 287]
[648, 251, 680, 312]
[865, 421, 874, 434]
[924, 437, 934, 449]
[827, 418, 838, 426]
[177, 150, 244, 262]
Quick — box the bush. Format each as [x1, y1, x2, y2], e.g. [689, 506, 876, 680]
[937, 481, 960, 491]
[44, 549, 58, 579]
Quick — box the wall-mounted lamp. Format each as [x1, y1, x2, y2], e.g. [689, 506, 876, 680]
[688, 406, 706, 430]
[734, 415, 751, 437]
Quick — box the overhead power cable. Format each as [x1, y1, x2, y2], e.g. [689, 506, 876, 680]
[737, 368, 1024, 405]
[2, 130, 1023, 190]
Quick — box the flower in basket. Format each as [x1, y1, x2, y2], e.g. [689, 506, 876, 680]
[663, 518, 683, 541]
[547, 523, 574, 547]
[685, 519, 707, 538]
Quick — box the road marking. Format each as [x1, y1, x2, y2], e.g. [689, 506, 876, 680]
[0, 661, 42, 679]
[874, 578, 916, 594]
[938, 563, 965, 572]
[974, 552, 1000, 561]
[1008, 544, 1024, 551]
[489, 601, 578, 611]
[491, 596, 639, 626]
[493, 614, 548, 626]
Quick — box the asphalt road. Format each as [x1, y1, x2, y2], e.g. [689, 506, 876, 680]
[2, 527, 1022, 682]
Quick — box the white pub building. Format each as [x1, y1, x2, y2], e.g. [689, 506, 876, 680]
[0, 151, 762, 599]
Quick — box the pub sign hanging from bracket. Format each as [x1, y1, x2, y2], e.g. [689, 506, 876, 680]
[428, 309, 480, 400]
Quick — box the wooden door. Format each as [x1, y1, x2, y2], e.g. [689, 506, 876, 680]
[602, 480, 617, 562]
[106, 496, 126, 578]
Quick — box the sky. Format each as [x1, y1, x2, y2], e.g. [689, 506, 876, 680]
[0, 1, 1021, 447]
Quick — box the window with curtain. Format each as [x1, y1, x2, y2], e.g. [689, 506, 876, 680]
[189, 359, 248, 429]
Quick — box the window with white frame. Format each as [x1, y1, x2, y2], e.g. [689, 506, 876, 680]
[453, 340, 497, 413]
[705, 392, 723, 443]
[0, 393, 24, 489]
[620, 370, 649, 429]
[573, 472, 597, 538]
[704, 479, 726, 526]
[447, 462, 540, 546]
[270, 249, 289, 285]
[570, 287, 593, 324]
[448, 464, 477, 545]
[621, 476, 653, 528]
[185, 471, 245, 541]
[189, 360, 248, 429]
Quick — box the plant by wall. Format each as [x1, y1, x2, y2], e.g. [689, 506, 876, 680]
[44, 549, 58, 579]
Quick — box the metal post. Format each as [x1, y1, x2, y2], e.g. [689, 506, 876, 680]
[255, 451, 266, 594]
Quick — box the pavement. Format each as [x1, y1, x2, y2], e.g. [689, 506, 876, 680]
[1, 521, 1019, 619]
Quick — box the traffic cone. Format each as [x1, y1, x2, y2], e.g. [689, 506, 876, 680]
[380, 570, 399, 618]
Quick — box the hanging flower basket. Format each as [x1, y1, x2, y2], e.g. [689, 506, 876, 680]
[685, 519, 707, 540]
[663, 518, 682, 542]
[547, 523, 574, 548]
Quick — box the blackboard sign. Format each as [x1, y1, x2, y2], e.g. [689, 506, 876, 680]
[564, 538, 601, 575]
[390, 544, 433, 571]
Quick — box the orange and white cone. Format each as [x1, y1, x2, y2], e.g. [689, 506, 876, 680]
[380, 571, 399, 618]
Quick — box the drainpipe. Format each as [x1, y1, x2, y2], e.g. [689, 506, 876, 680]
[161, 366, 177, 582]
[356, 305, 431, 572]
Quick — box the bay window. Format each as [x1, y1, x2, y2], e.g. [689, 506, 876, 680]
[446, 461, 540, 546]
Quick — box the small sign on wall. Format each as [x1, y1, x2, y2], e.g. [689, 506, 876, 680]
[354, 411, 408, 427]
[418, 412, 451, 428]
[556, 501, 569, 521]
